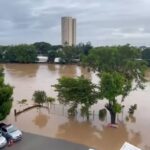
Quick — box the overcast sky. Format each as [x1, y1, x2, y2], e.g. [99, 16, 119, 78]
[0, 0, 150, 46]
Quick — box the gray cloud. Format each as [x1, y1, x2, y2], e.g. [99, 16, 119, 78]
[0, 0, 150, 46]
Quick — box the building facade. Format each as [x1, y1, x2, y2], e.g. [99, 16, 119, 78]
[61, 17, 76, 46]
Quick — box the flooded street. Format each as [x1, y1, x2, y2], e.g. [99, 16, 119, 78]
[1, 64, 150, 150]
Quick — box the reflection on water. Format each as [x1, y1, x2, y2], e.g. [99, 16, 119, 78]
[144, 145, 150, 150]
[126, 114, 136, 123]
[4, 64, 39, 78]
[56, 120, 141, 150]
[33, 110, 49, 129]
[1, 64, 150, 150]
[57, 65, 77, 77]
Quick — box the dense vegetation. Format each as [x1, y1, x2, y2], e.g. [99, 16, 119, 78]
[0, 44, 37, 63]
[0, 42, 149, 65]
[0, 42, 92, 63]
[141, 47, 150, 66]
[54, 76, 98, 119]
[0, 68, 13, 120]
[32, 90, 55, 106]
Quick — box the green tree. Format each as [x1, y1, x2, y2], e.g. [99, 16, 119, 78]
[0, 68, 4, 77]
[77, 42, 93, 55]
[32, 91, 47, 105]
[0, 68, 13, 120]
[46, 97, 55, 108]
[58, 46, 80, 63]
[48, 50, 57, 62]
[83, 45, 147, 124]
[54, 76, 98, 120]
[33, 42, 51, 55]
[51, 45, 62, 51]
[0, 46, 6, 62]
[141, 47, 150, 66]
[100, 72, 125, 123]
[4, 44, 37, 63]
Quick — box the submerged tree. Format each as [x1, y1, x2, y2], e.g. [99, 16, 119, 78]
[46, 96, 55, 108]
[54, 76, 98, 120]
[83, 45, 147, 124]
[32, 91, 47, 105]
[100, 72, 125, 124]
[0, 68, 13, 120]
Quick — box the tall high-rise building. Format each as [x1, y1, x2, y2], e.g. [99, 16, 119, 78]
[61, 17, 76, 46]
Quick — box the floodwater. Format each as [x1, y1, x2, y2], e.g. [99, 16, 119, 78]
[1, 64, 150, 150]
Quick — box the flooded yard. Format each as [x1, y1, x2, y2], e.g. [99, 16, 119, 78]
[1, 64, 150, 150]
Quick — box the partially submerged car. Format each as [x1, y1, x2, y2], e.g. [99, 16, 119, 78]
[0, 131, 7, 148]
[0, 123, 22, 142]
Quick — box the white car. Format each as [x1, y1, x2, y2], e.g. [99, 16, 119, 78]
[1, 124, 22, 142]
[0, 131, 7, 148]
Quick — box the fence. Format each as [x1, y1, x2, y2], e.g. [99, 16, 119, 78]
[14, 103, 125, 123]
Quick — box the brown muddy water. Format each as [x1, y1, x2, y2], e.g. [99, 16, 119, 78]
[1, 64, 150, 150]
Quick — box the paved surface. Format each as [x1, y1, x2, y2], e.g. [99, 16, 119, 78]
[4, 132, 89, 150]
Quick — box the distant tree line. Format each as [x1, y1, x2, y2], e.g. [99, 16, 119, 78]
[141, 47, 150, 66]
[0, 42, 93, 63]
[0, 42, 150, 65]
[0, 44, 37, 63]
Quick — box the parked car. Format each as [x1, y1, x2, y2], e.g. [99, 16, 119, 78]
[0, 131, 7, 148]
[0, 123, 22, 142]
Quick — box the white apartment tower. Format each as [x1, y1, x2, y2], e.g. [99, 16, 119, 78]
[61, 17, 76, 46]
